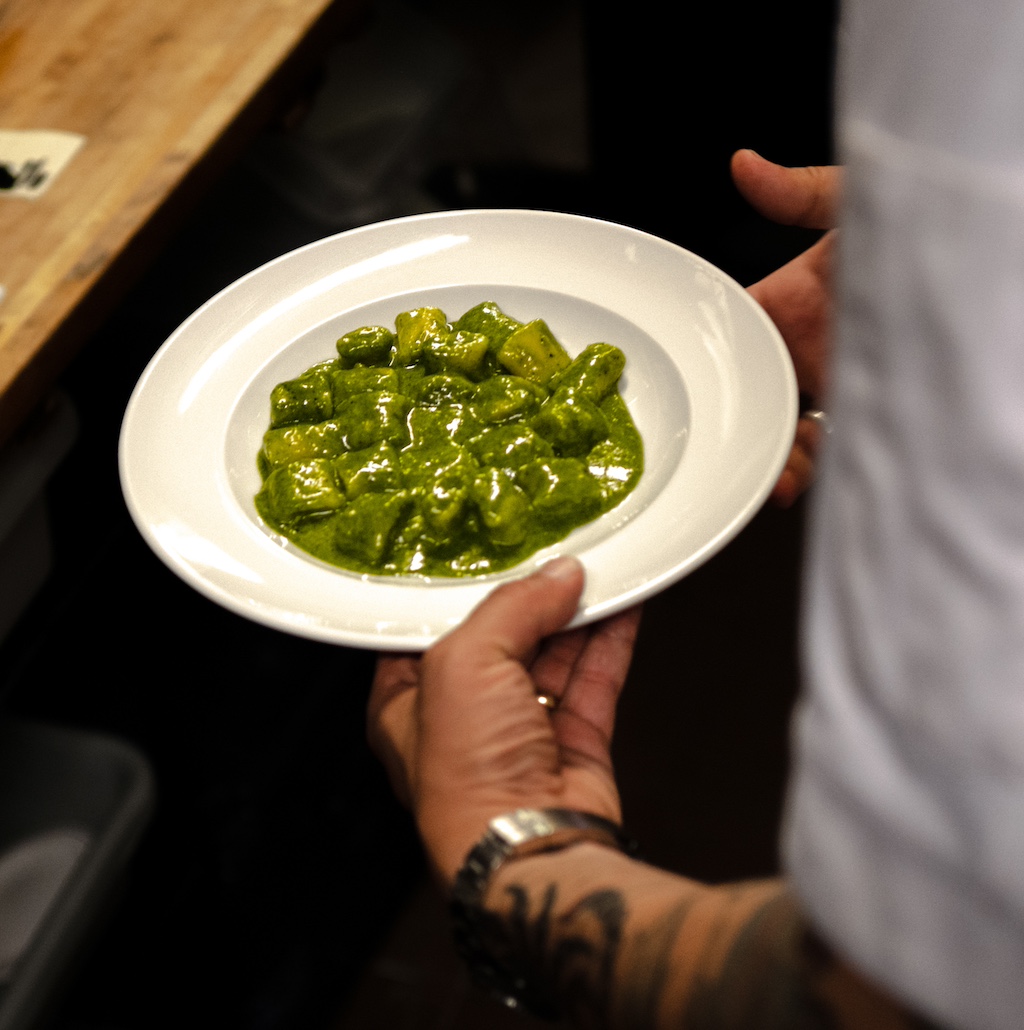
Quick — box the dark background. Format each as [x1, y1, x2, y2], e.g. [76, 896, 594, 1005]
[0, 1, 837, 1026]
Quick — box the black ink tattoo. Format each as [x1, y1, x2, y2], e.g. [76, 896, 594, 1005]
[481, 877, 948, 1029]
[685, 890, 836, 1029]
[611, 897, 696, 1027]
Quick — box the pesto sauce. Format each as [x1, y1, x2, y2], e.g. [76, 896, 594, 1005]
[254, 302, 644, 577]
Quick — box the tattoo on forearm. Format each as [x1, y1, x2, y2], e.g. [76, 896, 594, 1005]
[611, 897, 695, 1027]
[557, 890, 622, 1021]
[482, 876, 945, 1029]
[488, 885, 625, 1026]
[685, 889, 835, 1028]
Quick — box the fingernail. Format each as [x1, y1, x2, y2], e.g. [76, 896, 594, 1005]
[538, 555, 582, 580]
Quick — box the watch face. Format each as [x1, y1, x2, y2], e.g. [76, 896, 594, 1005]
[488, 809, 561, 848]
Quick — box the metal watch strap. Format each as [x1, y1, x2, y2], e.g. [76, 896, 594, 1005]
[449, 808, 637, 1019]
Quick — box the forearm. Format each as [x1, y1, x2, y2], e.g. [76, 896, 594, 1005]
[478, 843, 935, 1029]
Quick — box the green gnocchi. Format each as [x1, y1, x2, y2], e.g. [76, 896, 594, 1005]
[254, 302, 644, 577]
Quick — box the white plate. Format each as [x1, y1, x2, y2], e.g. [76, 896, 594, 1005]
[118, 209, 796, 651]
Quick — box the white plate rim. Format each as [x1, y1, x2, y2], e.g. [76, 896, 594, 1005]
[118, 208, 796, 650]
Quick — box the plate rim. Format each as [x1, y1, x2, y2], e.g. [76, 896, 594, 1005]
[118, 207, 797, 650]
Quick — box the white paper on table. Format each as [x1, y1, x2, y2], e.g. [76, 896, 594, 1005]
[0, 129, 86, 199]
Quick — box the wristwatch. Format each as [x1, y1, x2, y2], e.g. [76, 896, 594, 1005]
[449, 808, 637, 1019]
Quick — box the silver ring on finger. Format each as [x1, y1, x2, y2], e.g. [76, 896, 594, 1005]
[802, 408, 833, 435]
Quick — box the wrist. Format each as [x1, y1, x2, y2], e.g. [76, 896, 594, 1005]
[448, 807, 638, 1018]
[419, 795, 622, 891]
[417, 807, 511, 891]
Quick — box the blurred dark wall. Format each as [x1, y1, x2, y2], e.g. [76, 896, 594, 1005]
[583, 0, 839, 282]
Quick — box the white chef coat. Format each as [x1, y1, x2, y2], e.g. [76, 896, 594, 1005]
[784, 2, 1024, 1028]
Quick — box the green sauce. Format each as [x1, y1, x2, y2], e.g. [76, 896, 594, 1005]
[254, 302, 644, 577]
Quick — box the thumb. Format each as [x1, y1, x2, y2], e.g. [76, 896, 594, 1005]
[429, 555, 586, 679]
[731, 149, 842, 230]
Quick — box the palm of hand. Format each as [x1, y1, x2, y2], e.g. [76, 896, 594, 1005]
[730, 150, 840, 506]
[750, 231, 835, 507]
[748, 230, 834, 406]
[368, 565, 640, 886]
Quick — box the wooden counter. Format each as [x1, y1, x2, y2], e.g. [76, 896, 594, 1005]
[0, 0, 361, 448]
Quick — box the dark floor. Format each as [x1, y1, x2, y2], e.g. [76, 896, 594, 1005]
[0, 1, 835, 1026]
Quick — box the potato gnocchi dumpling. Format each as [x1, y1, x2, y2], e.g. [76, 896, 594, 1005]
[255, 302, 644, 577]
